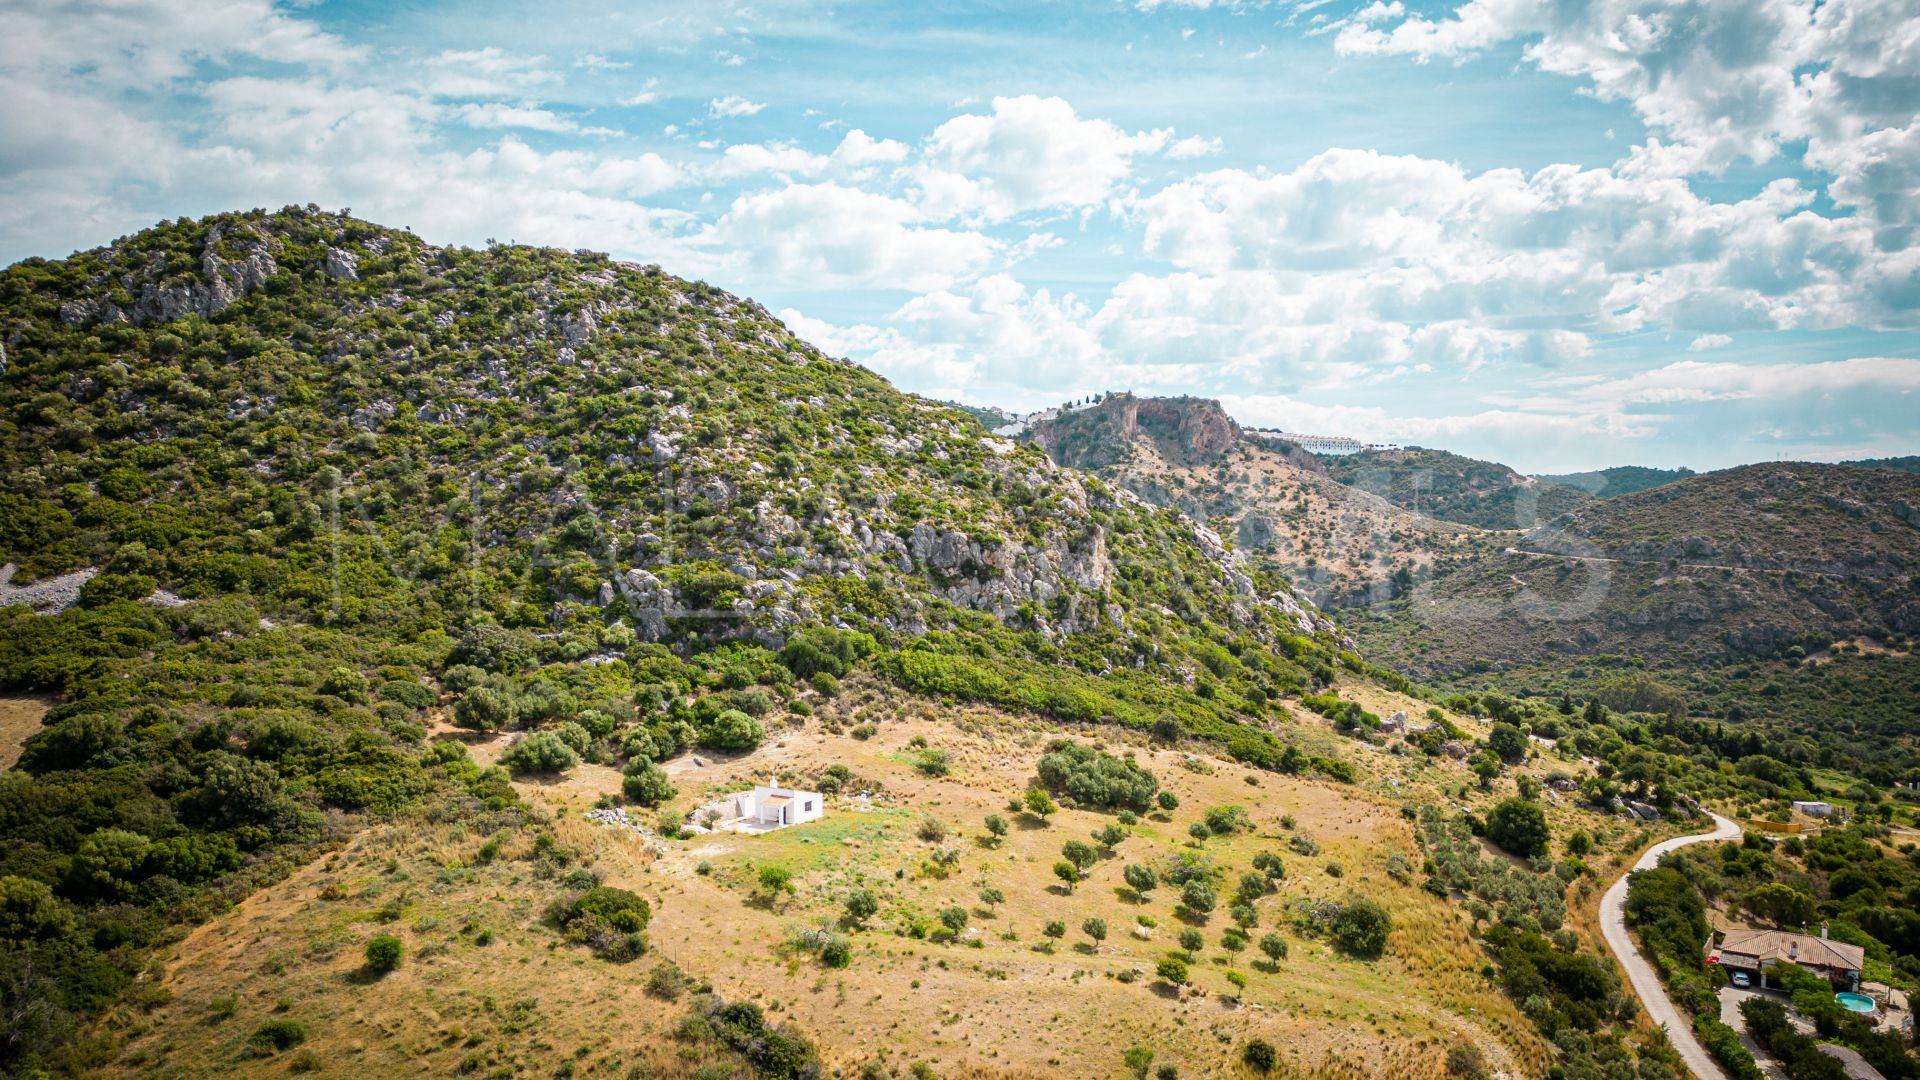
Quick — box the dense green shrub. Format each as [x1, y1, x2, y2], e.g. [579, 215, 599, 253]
[364, 934, 403, 972]
[1034, 741, 1158, 811]
[1485, 798, 1550, 859]
[499, 732, 579, 775]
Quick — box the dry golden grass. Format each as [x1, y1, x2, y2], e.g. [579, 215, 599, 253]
[0, 693, 50, 770]
[96, 673, 1656, 1078]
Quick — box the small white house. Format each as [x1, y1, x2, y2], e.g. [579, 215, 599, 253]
[1793, 800, 1837, 818]
[729, 785, 826, 829]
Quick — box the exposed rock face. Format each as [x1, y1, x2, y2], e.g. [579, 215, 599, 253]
[58, 223, 281, 328]
[1032, 394, 1241, 470]
[323, 247, 360, 280]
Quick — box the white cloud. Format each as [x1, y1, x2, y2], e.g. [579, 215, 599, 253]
[1164, 135, 1223, 159]
[575, 53, 628, 71]
[620, 78, 662, 107]
[423, 47, 557, 99]
[709, 95, 766, 118]
[912, 95, 1170, 222]
[706, 129, 910, 180]
[705, 183, 998, 292]
[1331, 0, 1920, 314]
[457, 103, 583, 134]
[1688, 333, 1733, 351]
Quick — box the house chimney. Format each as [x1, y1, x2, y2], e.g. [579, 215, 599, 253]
[1821, 922, 1829, 940]
[1790, 942, 1799, 960]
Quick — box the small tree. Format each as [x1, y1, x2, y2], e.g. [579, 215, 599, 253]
[1231, 904, 1259, 930]
[978, 887, 1004, 910]
[1024, 787, 1058, 823]
[1236, 872, 1269, 905]
[1243, 1039, 1276, 1072]
[1124, 864, 1158, 896]
[984, 814, 1008, 843]
[1187, 823, 1210, 843]
[1180, 879, 1216, 915]
[1156, 791, 1179, 813]
[1124, 1044, 1155, 1079]
[1062, 839, 1097, 871]
[939, 906, 968, 932]
[1156, 955, 1189, 985]
[1044, 920, 1067, 943]
[364, 934, 403, 972]
[1054, 860, 1081, 892]
[1082, 917, 1107, 948]
[1178, 928, 1204, 955]
[1258, 933, 1288, 965]
[758, 866, 794, 900]
[1094, 823, 1127, 850]
[1488, 722, 1528, 763]
[845, 888, 879, 926]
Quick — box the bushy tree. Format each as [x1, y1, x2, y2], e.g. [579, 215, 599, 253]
[1035, 741, 1159, 811]
[500, 732, 579, 775]
[1488, 722, 1528, 763]
[845, 888, 879, 926]
[364, 934, 403, 972]
[621, 762, 675, 806]
[1124, 864, 1158, 895]
[1181, 879, 1216, 915]
[1331, 898, 1392, 959]
[1485, 798, 1550, 859]
[454, 685, 518, 732]
[701, 709, 765, 751]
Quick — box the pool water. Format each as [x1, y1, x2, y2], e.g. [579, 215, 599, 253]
[1837, 992, 1877, 1014]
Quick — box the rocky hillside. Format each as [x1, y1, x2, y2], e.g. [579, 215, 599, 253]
[1028, 397, 1487, 610]
[0, 208, 1366, 1071]
[1318, 447, 1593, 529]
[1351, 461, 1920, 676]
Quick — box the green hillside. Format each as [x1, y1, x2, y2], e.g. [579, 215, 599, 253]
[1534, 465, 1695, 498]
[1318, 446, 1592, 529]
[0, 208, 1359, 1069]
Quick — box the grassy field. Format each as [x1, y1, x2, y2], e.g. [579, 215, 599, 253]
[94, 674, 1641, 1078]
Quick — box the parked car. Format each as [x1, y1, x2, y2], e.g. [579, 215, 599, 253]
[1731, 971, 1752, 988]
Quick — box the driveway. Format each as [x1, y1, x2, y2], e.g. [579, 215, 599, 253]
[1599, 811, 1742, 1080]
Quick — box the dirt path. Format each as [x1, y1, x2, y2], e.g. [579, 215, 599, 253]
[1599, 812, 1741, 1080]
[0, 695, 52, 771]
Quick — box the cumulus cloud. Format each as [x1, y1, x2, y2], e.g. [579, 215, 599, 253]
[705, 183, 998, 292]
[709, 95, 766, 118]
[707, 129, 909, 180]
[1331, 0, 1920, 310]
[911, 95, 1170, 221]
[1688, 333, 1733, 351]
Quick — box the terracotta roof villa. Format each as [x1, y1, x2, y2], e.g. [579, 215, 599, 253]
[1710, 926, 1866, 990]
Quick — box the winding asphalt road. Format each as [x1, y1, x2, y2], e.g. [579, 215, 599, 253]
[1599, 811, 1742, 1080]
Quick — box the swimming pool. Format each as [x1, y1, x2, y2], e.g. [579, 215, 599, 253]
[1837, 992, 1877, 1014]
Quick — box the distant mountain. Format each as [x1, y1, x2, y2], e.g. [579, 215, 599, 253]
[1846, 455, 1920, 475]
[1352, 461, 1920, 676]
[1317, 446, 1593, 529]
[1534, 465, 1695, 498]
[1027, 396, 1490, 608]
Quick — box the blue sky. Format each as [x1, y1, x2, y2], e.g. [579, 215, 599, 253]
[3, 0, 1917, 472]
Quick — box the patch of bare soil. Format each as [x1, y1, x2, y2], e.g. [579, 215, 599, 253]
[0, 694, 52, 771]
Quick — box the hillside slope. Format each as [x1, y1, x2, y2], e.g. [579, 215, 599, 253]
[1351, 462, 1920, 677]
[1319, 447, 1592, 529]
[0, 208, 1374, 1073]
[1028, 396, 1490, 609]
[1534, 465, 1695, 499]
